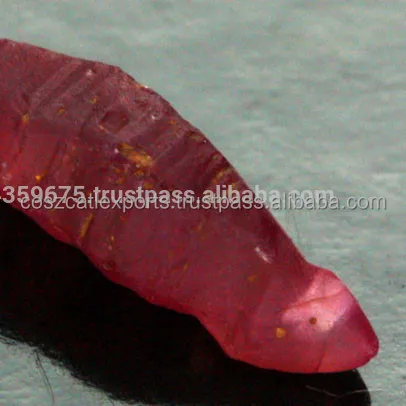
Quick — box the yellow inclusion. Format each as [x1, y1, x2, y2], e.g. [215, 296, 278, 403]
[275, 327, 287, 339]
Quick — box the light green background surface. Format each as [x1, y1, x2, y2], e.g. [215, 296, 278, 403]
[0, 1, 405, 405]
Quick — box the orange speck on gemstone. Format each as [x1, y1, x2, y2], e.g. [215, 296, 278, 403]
[116, 176, 126, 185]
[188, 131, 204, 142]
[210, 166, 233, 185]
[170, 261, 189, 274]
[275, 327, 287, 339]
[247, 274, 258, 283]
[117, 143, 153, 168]
[21, 113, 29, 125]
[79, 213, 94, 240]
[143, 181, 153, 190]
[195, 220, 205, 233]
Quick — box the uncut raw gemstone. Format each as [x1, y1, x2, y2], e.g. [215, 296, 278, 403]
[0, 39, 379, 373]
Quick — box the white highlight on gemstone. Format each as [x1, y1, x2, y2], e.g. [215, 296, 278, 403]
[255, 245, 274, 263]
[1, 163, 12, 182]
[280, 269, 350, 334]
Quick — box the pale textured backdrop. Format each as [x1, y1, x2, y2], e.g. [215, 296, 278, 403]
[0, 1, 405, 405]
